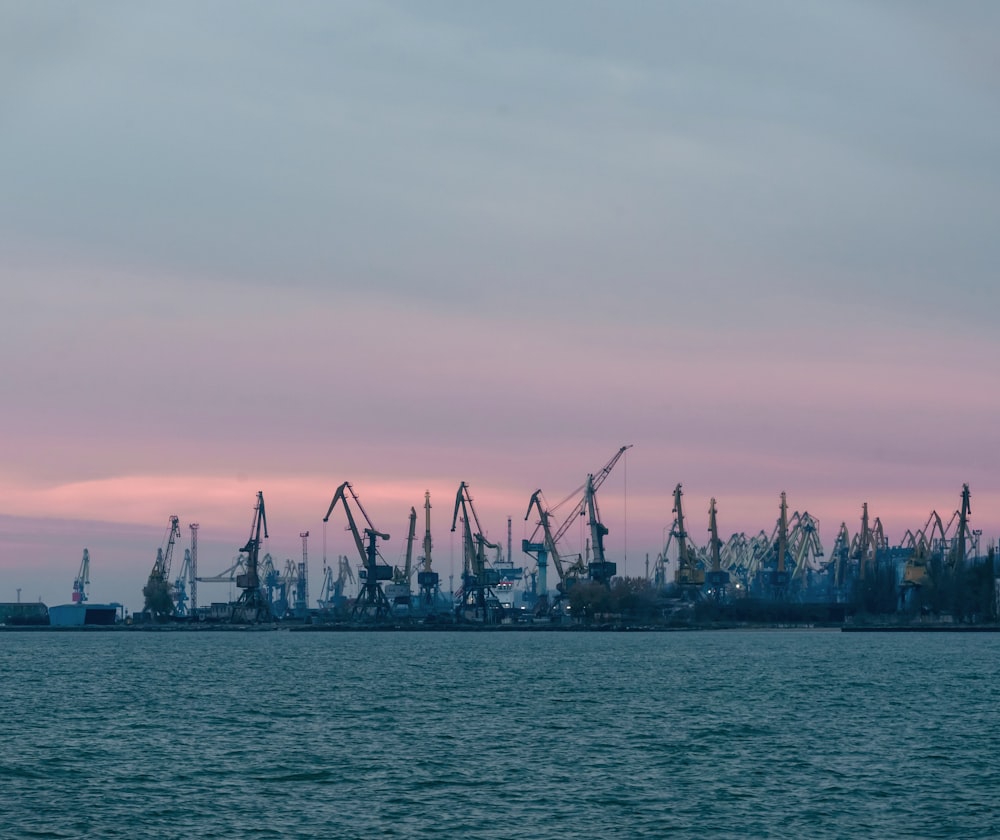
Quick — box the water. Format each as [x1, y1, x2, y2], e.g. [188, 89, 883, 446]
[1, 629, 998, 839]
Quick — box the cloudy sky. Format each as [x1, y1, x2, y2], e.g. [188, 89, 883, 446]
[2, 2, 998, 611]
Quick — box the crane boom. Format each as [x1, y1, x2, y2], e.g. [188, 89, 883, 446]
[550, 445, 632, 547]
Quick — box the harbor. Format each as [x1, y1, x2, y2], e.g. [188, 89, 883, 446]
[6, 448, 997, 631]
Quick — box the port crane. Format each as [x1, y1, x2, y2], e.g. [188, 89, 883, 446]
[323, 481, 392, 620]
[417, 490, 440, 606]
[294, 531, 310, 619]
[451, 481, 501, 622]
[231, 491, 272, 623]
[317, 555, 355, 611]
[760, 493, 791, 597]
[143, 515, 182, 620]
[72, 548, 90, 603]
[786, 510, 824, 586]
[545, 445, 631, 586]
[671, 484, 705, 591]
[173, 549, 193, 617]
[387, 506, 418, 610]
[523, 489, 569, 612]
[704, 498, 730, 598]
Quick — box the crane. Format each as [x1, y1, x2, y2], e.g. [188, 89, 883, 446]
[72, 548, 90, 603]
[173, 549, 192, 617]
[317, 555, 356, 611]
[323, 481, 392, 620]
[523, 489, 572, 611]
[787, 511, 824, 586]
[671, 484, 705, 590]
[232, 491, 272, 623]
[761, 492, 791, 597]
[451, 481, 501, 622]
[416, 490, 440, 606]
[389, 506, 418, 608]
[143, 515, 181, 620]
[704, 498, 730, 598]
[188, 523, 199, 617]
[550, 445, 631, 586]
[524, 446, 631, 602]
[294, 531, 310, 619]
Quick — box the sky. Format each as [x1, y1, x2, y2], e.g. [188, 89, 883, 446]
[2, 1, 999, 612]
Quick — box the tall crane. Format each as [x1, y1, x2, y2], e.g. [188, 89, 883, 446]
[523, 489, 572, 611]
[550, 445, 631, 587]
[761, 492, 791, 597]
[317, 555, 356, 611]
[416, 490, 440, 606]
[173, 549, 192, 617]
[451, 481, 500, 622]
[705, 498, 729, 598]
[323, 481, 392, 620]
[671, 484, 705, 590]
[232, 491, 272, 623]
[951, 483, 973, 567]
[391, 507, 418, 595]
[584, 473, 617, 585]
[72, 548, 90, 603]
[143, 515, 181, 620]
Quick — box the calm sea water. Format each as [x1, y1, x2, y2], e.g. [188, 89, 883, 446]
[1, 628, 998, 839]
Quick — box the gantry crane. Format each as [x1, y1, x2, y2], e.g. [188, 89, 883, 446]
[143, 515, 181, 620]
[72, 548, 90, 603]
[323, 481, 392, 620]
[231, 491, 272, 623]
[451, 481, 501, 622]
[416, 491, 440, 606]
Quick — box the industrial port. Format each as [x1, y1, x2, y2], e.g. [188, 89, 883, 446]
[4, 445, 998, 630]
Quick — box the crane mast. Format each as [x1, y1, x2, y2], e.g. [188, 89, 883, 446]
[188, 523, 199, 617]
